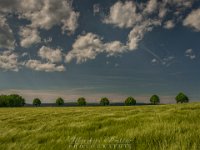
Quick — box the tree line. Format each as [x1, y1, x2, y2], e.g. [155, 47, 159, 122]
[0, 92, 189, 107]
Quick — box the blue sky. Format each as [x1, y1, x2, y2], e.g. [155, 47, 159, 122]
[0, 0, 200, 103]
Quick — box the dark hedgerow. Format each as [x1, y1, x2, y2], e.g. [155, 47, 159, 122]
[56, 97, 64, 106]
[125, 97, 136, 106]
[77, 97, 86, 106]
[100, 97, 110, 106]
[33, 98, 41, 106]
[175, 92, 189, 103]
[150, 95, 160, 105]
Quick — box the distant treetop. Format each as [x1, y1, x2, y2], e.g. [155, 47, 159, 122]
[100, 97, 110, 106]
[150, 95, 160, 105]
[33, 98, 41, 106]
[125, 97, 136, 106]
[77, 97, 86, 106]
[175, 92, 189, 103]
[56, 97, 64, 106]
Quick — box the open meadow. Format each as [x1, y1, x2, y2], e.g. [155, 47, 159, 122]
[0, 103, 200, 150]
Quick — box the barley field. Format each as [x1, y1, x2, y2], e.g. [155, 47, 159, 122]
[0, 103, 200, 150]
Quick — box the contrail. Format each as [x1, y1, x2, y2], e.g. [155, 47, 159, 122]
[139, 43, 165, 64]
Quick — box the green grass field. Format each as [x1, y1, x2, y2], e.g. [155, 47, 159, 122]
[0, 103, 200, 150]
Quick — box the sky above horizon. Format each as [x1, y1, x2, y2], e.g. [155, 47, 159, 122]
[1, 0, 200, 103]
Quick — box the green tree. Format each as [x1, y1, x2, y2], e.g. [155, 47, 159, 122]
[9, 94, 25, 107]
[175, 92, 189, 103]
[77, 97, 86, 106]
[100, 97, 110, 106]
[33, 98, 41, 106]
[150, 95, 160, 105]
[56, 97, 64, 106]
[0, 95, 8, 107]
[125, 97, 136, 106]
[0, 94, 25, 107]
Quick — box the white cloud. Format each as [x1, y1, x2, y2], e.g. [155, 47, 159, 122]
[185, 49, 193, 54]
[38, 46, 63, 63]
[0, 51, 19, 71]
[102, 0, 196, 55]
[127, 20, 161, 50]
[127, 25, 146, 50]
[19, 26, 41, 48]
[18, 0, 79, 34]
[151, 58, 157, 63]
[22, 52, 28, 57]
[189, 55, 196, 60]
[43, 37, 52, 44]
[0, 15, 15, 49]
[25, 45, 65, 72]
[0, 0, 79, 48]
[104, 41, 127, 56]
[162, 56, 175, 66]
[65, 33, 103, 63]
[0, 0, 198, 70]
[158, 4, 168, 19]
[65, 33, 129, 63]
[93, 4, 100, 16]
[103, 1, 142, 28]
[164, 20, 175, 29]
[61, 11, 79, 35]
[103, 1, 162, 52]
[166, 0, 194, 8]
[144, 0, 158, 14]
[25, 60, 65, 72]
[0, 0, 79, 49]
[183, 9, 200, 31]
[185, 49, 196, 60]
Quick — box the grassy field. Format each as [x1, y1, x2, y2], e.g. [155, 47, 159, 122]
[0, 103, 200, 150]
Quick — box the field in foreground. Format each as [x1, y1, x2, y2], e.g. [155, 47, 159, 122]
[0, 103, 200, 150]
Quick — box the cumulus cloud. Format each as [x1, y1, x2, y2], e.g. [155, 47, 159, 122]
[127, 20, 161, 50]
[104, 41, 127, 56]
[183, 9, 200, 31]
[0, 51, 19, 71]
[67, 5, 165, 64]
[0, 0, 79, 49]
[0, 15, 15, 49]
[19, 26, 41, 48]
[65, 33, 103, 63]
[65, 33, 128, 63]
[101, 0, 197, 59]
[103, 1, 142, 28]
[164, 20, 175, 29]
[0, 0, 199, 70]
[24, 46, 65, 72]
[38, 46, 63, 63]
[102, 1, 162, 52]
[18, 0, 79, 34]
[144, 0, 158, 14]
[25, 60, 65, 72]
[158, 4, 167, 19]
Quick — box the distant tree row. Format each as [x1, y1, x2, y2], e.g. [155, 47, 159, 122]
[32, 92, 190, 106]
[0, 92, 189, 107]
